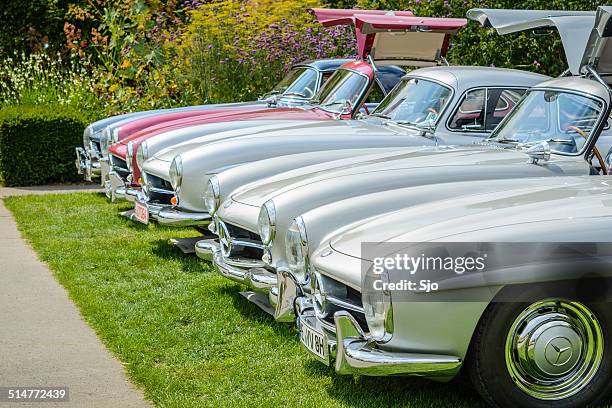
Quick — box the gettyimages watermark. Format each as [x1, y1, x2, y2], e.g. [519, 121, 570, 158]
[361, 242, 612, 302]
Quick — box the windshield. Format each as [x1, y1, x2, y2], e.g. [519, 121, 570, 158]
[491, 90, 604, 154]
[316, 69, 369, 114]
[372, 77, 452, 128]
[265, 67, 319, 99]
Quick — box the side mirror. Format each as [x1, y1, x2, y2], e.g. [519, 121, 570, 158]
[260, 94, 279, 107]
[334, 100, 353, 119]
[525, 141, 551, 164]
[341, 100, 353, 115]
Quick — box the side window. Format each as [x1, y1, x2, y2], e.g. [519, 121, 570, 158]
[449, 89, 486, 131]
[487, 88, 526, 130]
[449, 88, 526, 132]
[365, 81, 385, 104]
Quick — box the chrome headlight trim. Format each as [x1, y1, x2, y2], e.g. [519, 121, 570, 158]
[258, 200, 276, 245]
[362, 268, 393, 342]
[169, 155, 183, 193]
[136, 141, 148, 171]
[285, 216, 309, 284]
[203, 175, 220, 215]
[126, 141, 134, 172]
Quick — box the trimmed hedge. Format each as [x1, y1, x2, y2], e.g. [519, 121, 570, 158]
[0, 106, 90, 186]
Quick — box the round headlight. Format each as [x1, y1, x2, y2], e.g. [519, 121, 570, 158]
[362, 268, 393, 342]
[126, 141, 134, 171]
[258, 201, 276, 245]
[136, 141, 148, 171]
[285, 216, 309, 284]
[169, 155, 183, 192]
[203, 176, 220, 215]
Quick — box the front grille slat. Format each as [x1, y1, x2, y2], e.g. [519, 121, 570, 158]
[142, 172, 175, 205]
[218, 220, 264, 265]
[110, 155, 129, 179]
[313, 269, 368, 333]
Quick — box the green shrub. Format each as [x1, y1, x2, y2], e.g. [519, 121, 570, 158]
[0, 106, 90, 186]
[0, 0, 71, 58]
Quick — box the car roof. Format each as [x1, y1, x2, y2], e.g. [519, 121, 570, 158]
[407, 66, 550, 90]
[532, 76, 611, 102]
[296, 59, 355, 71]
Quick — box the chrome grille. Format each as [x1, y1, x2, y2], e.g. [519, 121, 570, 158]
[91, 141, 102, 156]
[142, 172, 174, 205]
[109, 154, 130, 179]
[217, 219, 265, 267]
[311, 268, 367, 333]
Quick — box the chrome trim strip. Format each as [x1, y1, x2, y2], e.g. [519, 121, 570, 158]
[327, 295, 365, 314]
[149, 187, 175, 195]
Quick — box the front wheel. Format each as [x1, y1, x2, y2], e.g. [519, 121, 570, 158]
[468, 296, 612, 407]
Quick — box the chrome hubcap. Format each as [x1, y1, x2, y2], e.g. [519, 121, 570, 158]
[505, 299, 603, 400]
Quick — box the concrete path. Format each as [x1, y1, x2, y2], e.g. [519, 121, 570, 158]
[0, 187, 149, 407]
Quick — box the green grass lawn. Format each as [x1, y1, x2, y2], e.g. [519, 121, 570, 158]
[4, 192, 484, 408]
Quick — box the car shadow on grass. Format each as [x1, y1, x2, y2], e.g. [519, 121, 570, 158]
[150, 239, 209, 274]
[218, 285, 298, 338]
[302, 359, 485, 407]
[218, 281, 485, 406]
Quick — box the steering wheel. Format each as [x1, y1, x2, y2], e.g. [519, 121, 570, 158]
[568, 125, 607, 174]
[303, 87, 314, 98]
[427, 107, 439, 115]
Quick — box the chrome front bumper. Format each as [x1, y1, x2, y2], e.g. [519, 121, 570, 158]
[156, 208, 211, 227]
[75, 147, 101, 182]
[296, 299, 462, 380]
[196, 240, 277, 293]
[105, 171, 128, 202]
[104, 173, 141, 204]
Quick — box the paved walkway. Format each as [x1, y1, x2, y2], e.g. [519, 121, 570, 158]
[0, 185, 149, 407]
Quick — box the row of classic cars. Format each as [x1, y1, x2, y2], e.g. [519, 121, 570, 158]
[76, 6, 612, 407]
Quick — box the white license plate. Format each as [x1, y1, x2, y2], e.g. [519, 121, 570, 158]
[299, 317, 328, 363]
[134, 201, 149, 225]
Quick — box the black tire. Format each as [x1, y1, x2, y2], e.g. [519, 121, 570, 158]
[467, 286, 612, 408]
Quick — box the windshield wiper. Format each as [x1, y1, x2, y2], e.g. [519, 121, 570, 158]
[322, 101, 345, 107]
[391, 121, 436, 139]
[393, 120, 425, 129]
[371, 113, 391, 119]
[493, 138, 522, 145]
